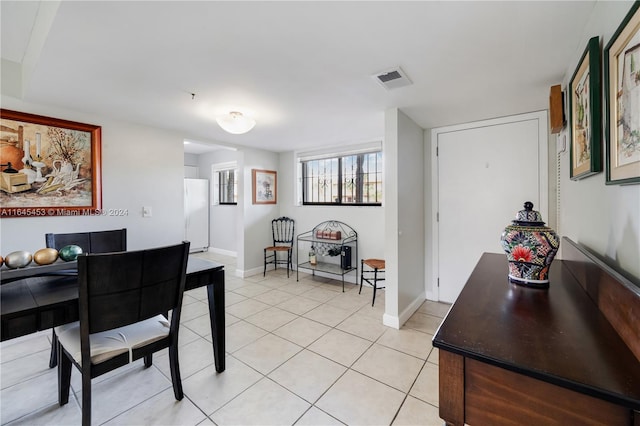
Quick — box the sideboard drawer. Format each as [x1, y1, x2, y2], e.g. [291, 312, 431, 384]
[464, 358, 631, 425]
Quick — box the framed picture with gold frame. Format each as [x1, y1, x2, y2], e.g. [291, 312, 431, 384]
[604, 1, 640, 185]
[569, 36, 602, 180]
[0, 109, 102, 217]
[252, 169, 277, 204]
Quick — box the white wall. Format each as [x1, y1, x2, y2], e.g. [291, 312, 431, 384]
[277, 151, 385, 282]
[0, 96, 185, 254]
[384, 110, 399, 321]
[239, 147, 279, 276]
[197, 149, 240, 255]
[397, 111, 425, 313]
[383, 108, 425, 328]
[558, 0, 640, 282]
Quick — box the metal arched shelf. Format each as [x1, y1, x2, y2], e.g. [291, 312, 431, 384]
[296, 220, 358, 291]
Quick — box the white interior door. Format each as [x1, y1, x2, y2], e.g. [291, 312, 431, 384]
[435, 112, 547, 303]
[184, 178, 210, 251]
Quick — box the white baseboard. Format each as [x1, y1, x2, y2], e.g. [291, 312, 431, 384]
[230, 261, 360, 282]
[209, 247, 237, 257]
[399, 291, 426, 325]
[382, 291, 426, 330]
[189, 247, 209, 253]
[238, 266, 265, 278]
[383, 313, 400, 329]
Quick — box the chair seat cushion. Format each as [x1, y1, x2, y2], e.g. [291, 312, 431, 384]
[266, 246, 291, 251]
[55, 314, 170, 366]
[363, 259, 385, 270]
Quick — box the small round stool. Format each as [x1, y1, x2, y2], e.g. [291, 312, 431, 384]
[360, 259, 385, 306]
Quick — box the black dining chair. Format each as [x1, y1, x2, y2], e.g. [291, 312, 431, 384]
[45, 228, 127, 368]
[264, 217, 295, 277]
[45, 228, 127, 255]
[56, 241, 190, 426]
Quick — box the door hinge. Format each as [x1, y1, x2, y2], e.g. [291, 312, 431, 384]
[437, 278, 440, 287]
[436, 146, 439, 156]
[437, 212, 439, 222]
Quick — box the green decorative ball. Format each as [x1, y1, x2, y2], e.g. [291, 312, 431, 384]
[59, 245, 83, 262]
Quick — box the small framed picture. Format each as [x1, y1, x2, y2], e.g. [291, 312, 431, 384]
[252, 169, 277, 204]
[569, 36, 602, 180]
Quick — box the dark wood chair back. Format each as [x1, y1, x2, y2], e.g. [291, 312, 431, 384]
[44, 228, 127, 368]
[79, 242, 188, 334]
[45, 228, 127, 253]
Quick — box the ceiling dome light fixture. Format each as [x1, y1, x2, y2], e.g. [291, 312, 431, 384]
[216, 111, 256, 134]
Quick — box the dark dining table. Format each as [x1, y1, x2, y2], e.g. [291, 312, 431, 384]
[0, 255, 226, 372]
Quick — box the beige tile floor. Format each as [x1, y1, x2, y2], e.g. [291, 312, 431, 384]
[0, 252, 451, 426]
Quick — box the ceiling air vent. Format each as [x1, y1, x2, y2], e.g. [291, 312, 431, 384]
[373, 67, 412, 90]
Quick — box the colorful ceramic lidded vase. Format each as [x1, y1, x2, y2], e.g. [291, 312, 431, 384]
[500, 201, 560, 288]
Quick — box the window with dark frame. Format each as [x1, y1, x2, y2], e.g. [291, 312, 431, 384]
[302, 151, 382, 205]
[218, 169, 237, 205]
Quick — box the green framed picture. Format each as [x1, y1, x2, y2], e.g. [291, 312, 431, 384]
[604, 1, 640, 185]
[569, 36, 602, 180]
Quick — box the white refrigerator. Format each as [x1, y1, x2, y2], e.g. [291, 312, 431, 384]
[184, 178, 209, 252]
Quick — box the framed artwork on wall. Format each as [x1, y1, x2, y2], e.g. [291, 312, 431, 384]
[0, 109, 102, 217]
[569, 36, 602, 180]
[604, 1, 640, 185]
[252, 169, 277, 204]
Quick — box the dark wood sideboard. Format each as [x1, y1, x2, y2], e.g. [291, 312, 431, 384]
[433, 237, 640, 425]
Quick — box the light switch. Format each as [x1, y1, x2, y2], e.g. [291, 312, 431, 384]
[142, 206, 152, 217]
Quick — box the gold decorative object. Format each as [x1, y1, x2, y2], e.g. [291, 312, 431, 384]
[34, 248, 59, 265]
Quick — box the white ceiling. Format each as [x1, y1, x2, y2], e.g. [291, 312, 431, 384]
[1, 1, 596, 154]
